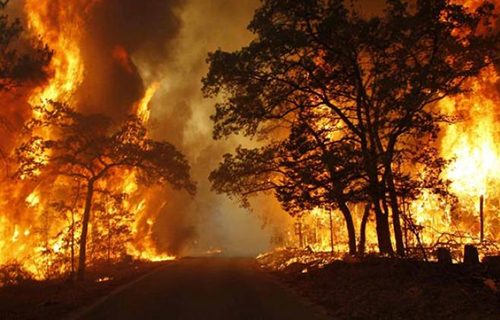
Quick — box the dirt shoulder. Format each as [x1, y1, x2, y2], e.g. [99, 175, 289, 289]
[262, 253, 500, 319]
[0, 260, 173, 320]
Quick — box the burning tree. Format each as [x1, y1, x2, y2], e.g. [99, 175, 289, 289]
[0, 1, 51, 92]
[17, 102, 196, 279]
[204, 0, 499, 256]
[0, 0, 52, 167]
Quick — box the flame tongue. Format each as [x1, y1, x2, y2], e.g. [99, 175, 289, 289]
[24, 0, 88, 105]
[136, 82, 160, 122]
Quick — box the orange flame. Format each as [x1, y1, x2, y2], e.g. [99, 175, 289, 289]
[0, 0, 175, 282]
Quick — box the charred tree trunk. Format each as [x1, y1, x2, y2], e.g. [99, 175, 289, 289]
[71, 209, 75, 279]
[107, 209, 111, 266]
[334, 187, 356, 256]
[436, 248, 452, 264]
[464, 245, 479, 265]
[70, 182, 80, 281]
[328, 210, 335, 255]
[338, 201, 357, 256]
[373, 200, 394, 255]
[480, 195, 484, 243]
[77, 179, 95, 280]
[363, 152, 394, 255]
[358, 203, 371, 256]
[385, 167, 405, 256]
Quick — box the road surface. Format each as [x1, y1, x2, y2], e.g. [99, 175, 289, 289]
[73, 257, 329, 320]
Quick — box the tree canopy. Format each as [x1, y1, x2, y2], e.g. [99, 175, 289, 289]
[17, 102, 196, 278]
[203, 0, 500, 255]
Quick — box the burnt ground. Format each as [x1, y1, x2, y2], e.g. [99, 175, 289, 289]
[265, 255, 500, 320]
[0, 260, 170, 320]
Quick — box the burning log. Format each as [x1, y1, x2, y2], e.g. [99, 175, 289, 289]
[463, 245, 479, 265]
[436, 248, 452, 265]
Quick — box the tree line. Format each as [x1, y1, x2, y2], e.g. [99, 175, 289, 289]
[203, 0, 500, 257]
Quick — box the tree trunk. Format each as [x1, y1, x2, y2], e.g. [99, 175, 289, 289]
[328, 210, 335, 255]
[71, 210, 75, 280]
[107, 209, 111, 266]
[385, 167, 405, 256]
[363, 154, 394, 255]
[464, 245, 479, 265]
[70, 181, 81, 281]
[373, 200, 394, 255]
[77, 179, 95, 280]
[358, 203, 371, 256]
[338, 201, 357, 256]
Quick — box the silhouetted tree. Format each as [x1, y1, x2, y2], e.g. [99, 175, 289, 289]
[17, 102, 196, 279]
[210, 113, 367, 255]
[203, 0, 499, 255]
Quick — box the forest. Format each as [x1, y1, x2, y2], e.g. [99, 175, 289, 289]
[2, 0, 500, 319]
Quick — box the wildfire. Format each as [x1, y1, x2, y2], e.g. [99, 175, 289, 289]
[282, 0, 500, 257]
[25, 191, 40, 207]
[1, 0, 499, 285]
[0, 0, 177, 283]
[24, 0, 87, 105]
[412, 65, 500, 247]
[441, 67, 500, 198]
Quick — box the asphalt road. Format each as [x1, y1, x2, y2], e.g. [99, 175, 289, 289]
[73, 257, 329, 320]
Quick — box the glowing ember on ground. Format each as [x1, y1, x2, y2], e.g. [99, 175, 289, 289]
[96, 276, 112, 283]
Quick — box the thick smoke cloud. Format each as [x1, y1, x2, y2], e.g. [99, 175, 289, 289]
[76, 0, 186, 120]
[73, 0, 279, 256]
[144, 0, 279, 256]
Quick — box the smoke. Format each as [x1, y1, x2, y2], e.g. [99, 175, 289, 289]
[72, 0, 282, 256]
[74, 0, 186, 120]
[142, 0, 281, 256]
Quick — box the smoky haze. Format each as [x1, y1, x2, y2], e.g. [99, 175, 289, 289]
[73, 0, 282, 256]
[146, 0, 280, 256]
